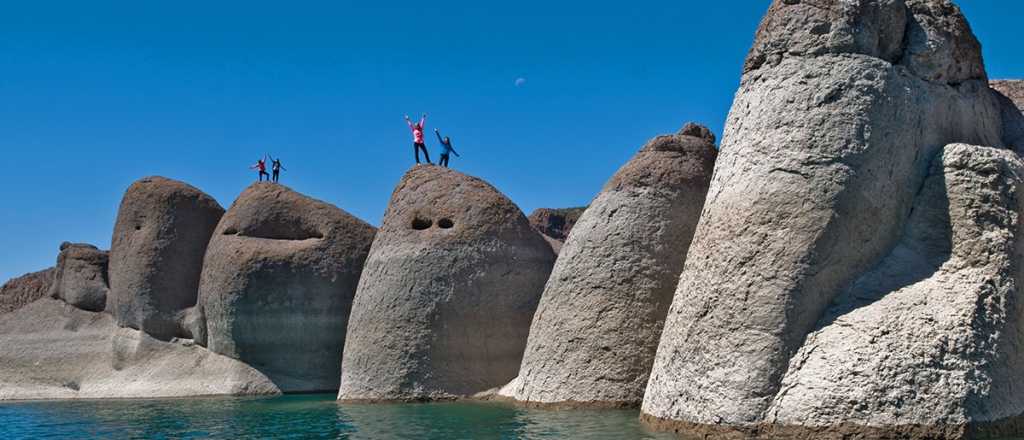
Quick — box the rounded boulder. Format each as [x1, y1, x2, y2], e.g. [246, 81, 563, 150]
[338, 166, 556, 401]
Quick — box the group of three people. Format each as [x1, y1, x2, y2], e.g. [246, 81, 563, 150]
[406, 113, 460, 167]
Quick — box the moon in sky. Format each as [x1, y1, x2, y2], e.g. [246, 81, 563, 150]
[514, 77, 527, 87]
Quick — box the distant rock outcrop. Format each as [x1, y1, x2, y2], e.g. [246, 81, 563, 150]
[503, 124, 717, 407]
[528, 207, 585, 241]
[0, 268, 54, 315]
[338, 165, 556, 401]
[109, 176, 224, 340]
[992, 80, 1024, 111]
[527, 207, 586, 254]
[199, 183, 375, 393]
[643, 0, 1023, 437]
[0, 298, 278, 400]
[49, 242, 109, 312]
[991, 80, 1024, 150]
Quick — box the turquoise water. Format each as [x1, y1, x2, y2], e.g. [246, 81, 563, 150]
[0, 394, 675, 439]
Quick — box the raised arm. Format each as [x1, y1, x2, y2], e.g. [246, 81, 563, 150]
[419, 113, 426, 129]
[434, 128, 444, 143]
[405, 115, 414, 129]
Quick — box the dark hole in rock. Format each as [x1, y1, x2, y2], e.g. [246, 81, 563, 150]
[412, 217, 433, 230]
[134, 225, 141, 231]
[223, 227, 238, 235]
[438, 218, 454, 229]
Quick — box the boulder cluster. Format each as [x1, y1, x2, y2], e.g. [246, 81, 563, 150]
[1, 1, 1023, 438]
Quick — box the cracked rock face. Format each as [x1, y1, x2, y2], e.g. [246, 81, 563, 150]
[50, 242, 109, 312]
[198, 183, 375, 393]
[503, 124, 717, 407]
[642, 1, 1021, 437]
[0, 268, 54, 315]
[109, 176, 224, 340]
[338, 166, 556, 401]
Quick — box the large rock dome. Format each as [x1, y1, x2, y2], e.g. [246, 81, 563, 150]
[198, 183, 376, 393]
[338, 165, 556, 401]
[504, 123, 717, 407]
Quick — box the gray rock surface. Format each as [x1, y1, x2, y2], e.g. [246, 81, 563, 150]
[643, 0, 1018, 436]
[760, 144, 1024, 438]
[109, 176, 224, 340]
[199, 183, 375, 393]
[502, 124, 717, 407]
[991, 80, 1024, 151]
[338, 165, 556, 401]
[0, 268, 54, 315]
[49, 242, 109, 312]
[0, 298, 278, 400]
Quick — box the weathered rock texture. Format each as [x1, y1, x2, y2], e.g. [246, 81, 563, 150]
[765, 144, 1024, 436]
[643, 1, 1024, 437]
[992, 80, 1024, 111]
[503, 124, 717, 407]
[0, 298, 278, 400]
[0, 268, 54, 315]
[199, 183, 375, 393]
[49, 242, 109, 312]
[109, 176, 224, 340]
[991, 80, 1024, 151]
[338, 165, 556, 401]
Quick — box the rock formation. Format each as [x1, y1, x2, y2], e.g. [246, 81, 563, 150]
[992, 80, 1024, 111]
[0, 268, 54, 315]
[991, 80, 1024, 151]
[503, 124, 717, 407]
[527, 207, 586, 254]
[643, 0, 1024, 437]
[198, 183, 375, 393]
[0, 298, 278, 400]
[49, 242, 109, 312]
[338, 165, 556, 401]
[109, 176, 224, 340]
[763, 144, 1024, 437]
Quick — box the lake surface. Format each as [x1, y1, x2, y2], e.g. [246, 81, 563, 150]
[0, 394, 676, 439]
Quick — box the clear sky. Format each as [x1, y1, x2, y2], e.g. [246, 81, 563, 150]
[1, 1, 1022, 282]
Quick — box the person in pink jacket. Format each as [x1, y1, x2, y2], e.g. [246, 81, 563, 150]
[405, 113, 432, 164]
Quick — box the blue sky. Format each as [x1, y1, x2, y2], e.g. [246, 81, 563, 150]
[1, 1, 1022, 282]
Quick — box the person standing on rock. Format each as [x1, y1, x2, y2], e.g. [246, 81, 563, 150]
[270, 155, 286, 183]
[405, 113, 432, 164]
[434, 128, 460, 168]
[250, 155, 270, 182]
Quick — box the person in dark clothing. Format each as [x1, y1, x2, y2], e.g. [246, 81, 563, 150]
[405, 114, 432, 164]
[250, 154, 270, 181]
[434, 128, 460, 168]
[270, 155, 286, 183]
